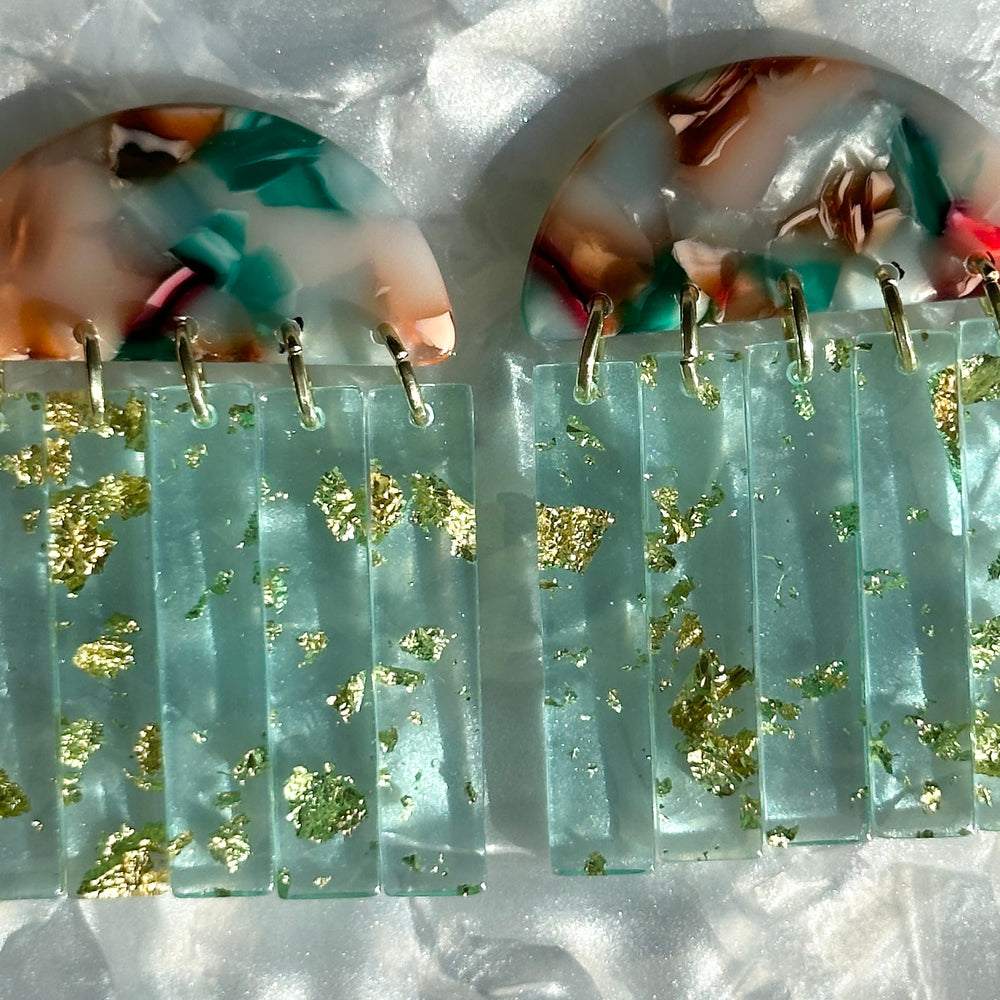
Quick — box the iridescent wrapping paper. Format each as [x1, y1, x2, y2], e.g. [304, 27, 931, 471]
[4, 1, 1000, 997]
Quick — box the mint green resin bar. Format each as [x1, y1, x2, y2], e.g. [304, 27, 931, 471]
[855, 332, 972, 837]
[746, 343, 867, 845]
[149, 383, 272, 896]
[367, 384, 486, 896]
[258, 386, 379, 897]
[959, 319, 1000, 828]
[0, 395, 60, 897]
[641, 354, 761, 860]
[535, 362, 654, 875]
[49, 390, 168, 896]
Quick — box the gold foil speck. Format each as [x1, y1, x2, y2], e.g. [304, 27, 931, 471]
[863, 569, 908, 597]
[22, 509, 40, 533]
[400, 794, 415, 821]
[792, 388, 815, 421]
[457, 883, 484, 896]
[920, 781, 942, 813]
[583, 851, 607, 876]
[297, 630, 328, 668]
[76, 822, 189, 898]
[313, 468, 367, 542]
[283, 764, 368, 841]
[554, 647, 590, 668]
[126, 724, 163, 792]
[216, 790, 242, 810]
[639, 355, 658, 387]
[60, 717, 104, 805]
[373, 664, 426, 691]
[903, 714, 971, 762]
[232, 745, 269, 784]
[766, 825, 799, 847]
[975, 710, 1000, 777]
[465, 780, 478, 804]
[408, 710, 423, 726]
[265, 620, 284, 647]
[227, 403, 255, 433]
[787, 661, 848, 700]
[45, 392, 146, 451]
[261, 566, 290, 613]
[0, 442, 46, 487]
[870, 721, 894, 774]
[369, 463, 405, 544]
[399, 626, 455, 662]
[674, 613, 704, 653]
[379, 727, 399, 753]
[606, 689, 622, 713]
[73, 636, 134, 680]
[0, 768, 30, 818]
[208, 814, 252, 873]
[326, 671, 366, 722]
[411, 472, 477, 561]
[565, 415, 605, 451]
[825, 338, 854, 372]
[184, 443, 207, 468]
[829, 503, 859, 543]
[536, 503, 614, 573]
[49, 472, 151, 593]
[740, 794, 762, 830]
[970, 617, 1000, 675]
[105, 613, 140, 635]
[759, 697, 801, 737]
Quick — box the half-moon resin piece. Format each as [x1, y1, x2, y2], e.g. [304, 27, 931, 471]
[0, 105, 454, 364]
[523, 57, 1000, 341]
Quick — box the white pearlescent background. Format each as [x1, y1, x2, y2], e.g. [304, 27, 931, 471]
[1, 1, 999, 997]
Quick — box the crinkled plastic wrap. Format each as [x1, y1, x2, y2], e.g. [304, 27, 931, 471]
[3, 1, 1000, 997]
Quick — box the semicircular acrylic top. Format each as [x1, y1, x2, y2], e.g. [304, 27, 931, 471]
[0, 104, 454, 364]
[523, 56, 1000, 341]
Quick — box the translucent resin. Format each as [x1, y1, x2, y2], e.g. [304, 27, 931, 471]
[641, 353, 761, 860]
[367, 384, 486, 896]
[148, 383, 272, 896]
[0, 395, 60, 897]
[746, 343, 867, 845]
[258, 386, 378, 898]
[958, 319, 1000, 829]
[535, 362, 654, 875]
[48, 390, 169, 897]
[854, 332, 972, 837]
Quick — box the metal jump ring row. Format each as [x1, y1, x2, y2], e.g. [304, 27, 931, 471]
[68, 317, 431, 429]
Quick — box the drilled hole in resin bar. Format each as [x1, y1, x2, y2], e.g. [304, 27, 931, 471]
[854, 331, 973, 837]
[641, 353, 761, 860]
[0, 395, 60, 897]
[746, 344, 868, 845]
[366, 384, 486, 897]
[535, 362, 654, 876]
[148, 383, 272, 896]
[958, 319, 1000, 829]
[258, 386, 379, 898]
[46, 390, 173, 897]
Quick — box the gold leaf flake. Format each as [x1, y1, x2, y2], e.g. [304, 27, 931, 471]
[824, 338, 854, 372]
[313, 467, 366, 542]
[919, 781, 942, 813]
[297, 630, 328, 668]
[283, 764, 367, 841]
[227, 403, 255, 433]
[45, 436, 72, 485]
[232, 745, 268, 784]
[606, 689, 622, 713]
[369, 463, 405, 543]
[373, 664, 425, 691]
[399, 626, 455, 662]
[903, 714, 971, 762]
[565, 415, 605, 451]
[411, 472, 477, 561]
[674, 612, 704, 652]
[536, 503, 614, 573]
[60, 717, 104, 805]
[326, 671, 366, 722]
[73, 636, 134, 680]
[184, 443, 207, 468]
[639, 355, 658, 387]
[0, 442, 46, 487]
[76, 822, 189, 898]
[792, 388, 815, 421]
[379, 727, 399, 753]
[0, 768, 30, 818]
[22, 509, 40, 533]
[126, 724, 163, 791]
[766, 824, 798, 847]
[787, 661, 848, 699]
[829, 503, 858, 543]
[208, 813, 251, 873]
[49, 472, 150, 593]
[583, 851, 607, 876]
[970, 616, 1000, 675]
[975, 709, 1000, 777]
[261, 565, 289, 613]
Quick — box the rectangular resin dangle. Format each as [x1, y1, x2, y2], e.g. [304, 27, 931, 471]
[535, 362, 654, 875]
[746, 343, 867, 845]
[855, 331, 972, 837]
[0, 395, 60, 897]
[641, 353, 761, 860]
[148, 383, 272, 896]
[48, 390, 171, 897]
[258, 386, 378, 898]
[367, 384, 486, 896]
[958, 319, 1000, 829]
